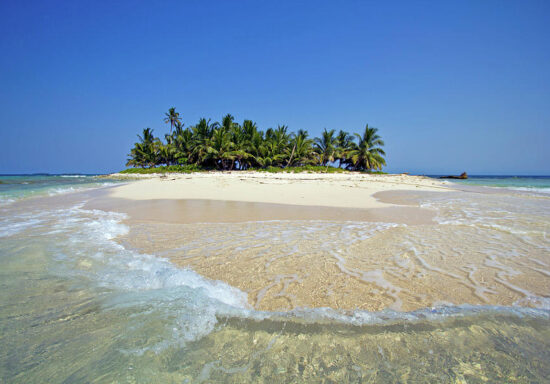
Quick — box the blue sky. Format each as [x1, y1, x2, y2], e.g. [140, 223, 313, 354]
[1, 0, 549, 174]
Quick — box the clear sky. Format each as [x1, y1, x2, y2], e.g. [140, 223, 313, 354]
[1, 0, 549, 175]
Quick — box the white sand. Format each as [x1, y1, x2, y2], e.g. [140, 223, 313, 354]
[107, 172, 453, 209]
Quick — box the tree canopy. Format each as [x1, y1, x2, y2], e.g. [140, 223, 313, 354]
[127, 109, 387, 171]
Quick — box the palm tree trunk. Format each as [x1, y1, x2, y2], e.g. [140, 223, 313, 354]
[287, 143, 296, 167]
[325, 150, 334, 172]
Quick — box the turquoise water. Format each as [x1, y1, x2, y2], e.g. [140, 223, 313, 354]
[0, 174, 120, 205]
[435, 175, 550, 193]
[0, 175, 549, 382]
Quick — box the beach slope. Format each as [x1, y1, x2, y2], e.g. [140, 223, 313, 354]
[106, 172, 451, 209]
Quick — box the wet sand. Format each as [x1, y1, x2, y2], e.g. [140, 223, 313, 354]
[3, 176, 549, 383]
[111, 219, 549, 312]
[87, 197, 440, 311]
[84, 174, 550, 312]
[89, 197, 436, 225]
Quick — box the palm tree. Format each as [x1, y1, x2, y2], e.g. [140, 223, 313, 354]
[221, 114, 238, 133]
[287, 130, 315, 166]
[127, 128, 160, 167]
[190, 118, 216, 165]
[264, 126, 290, 167]
[239, 120, 259, 169]
[204, 128, 235, 169]
[164, 107, 181, 135]
[248, 128, 268, 168]
[347, 124, 386, 171]
[314, 128, 338, 166]
[173, 127, 193, 165]
[126, 110, 388, 172]
[335, 130, 353, 168]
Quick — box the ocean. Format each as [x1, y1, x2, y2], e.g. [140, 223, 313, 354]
[436, 175, 550, 194]
[0, 174, 549, 382]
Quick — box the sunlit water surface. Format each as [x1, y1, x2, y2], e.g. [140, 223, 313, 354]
[0, 175, 549, 383]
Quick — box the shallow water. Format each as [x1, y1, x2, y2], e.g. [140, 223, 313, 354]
[0, 176, 549, 382]
[0, 174, 118, 205]
[437, 175, 550, 194]
[121, 189, 550, 312]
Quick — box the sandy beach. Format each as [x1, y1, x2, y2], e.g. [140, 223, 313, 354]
[89, 172, 550, 312]
[105, 171, 451, 208]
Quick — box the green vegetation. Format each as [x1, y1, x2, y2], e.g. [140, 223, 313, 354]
[120, 165, 201, 174]
[119, 165, 388, 174]
[126, 108, 387, 172]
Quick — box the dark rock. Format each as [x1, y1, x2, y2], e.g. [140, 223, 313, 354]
[439, 172, 468, 179]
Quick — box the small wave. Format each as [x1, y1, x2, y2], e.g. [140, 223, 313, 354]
[502, 186, 550, 195]
[47, 182, 117, 197]
[0, 218, 44, 237]
[46, 205, 550, 350]
[0, 197, 15, 206]
[246, 303, 550, 328]
[462, 184, 550, 195]
[40, 204, 249, 350]
[4, 198, 548, 354]
[48, 187, 81, 196]
[2, 182, 118, 201]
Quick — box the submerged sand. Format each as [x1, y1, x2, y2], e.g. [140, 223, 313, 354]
[90, 172, 550, 312]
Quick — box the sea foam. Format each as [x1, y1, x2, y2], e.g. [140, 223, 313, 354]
[2, 193, 549, 354]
